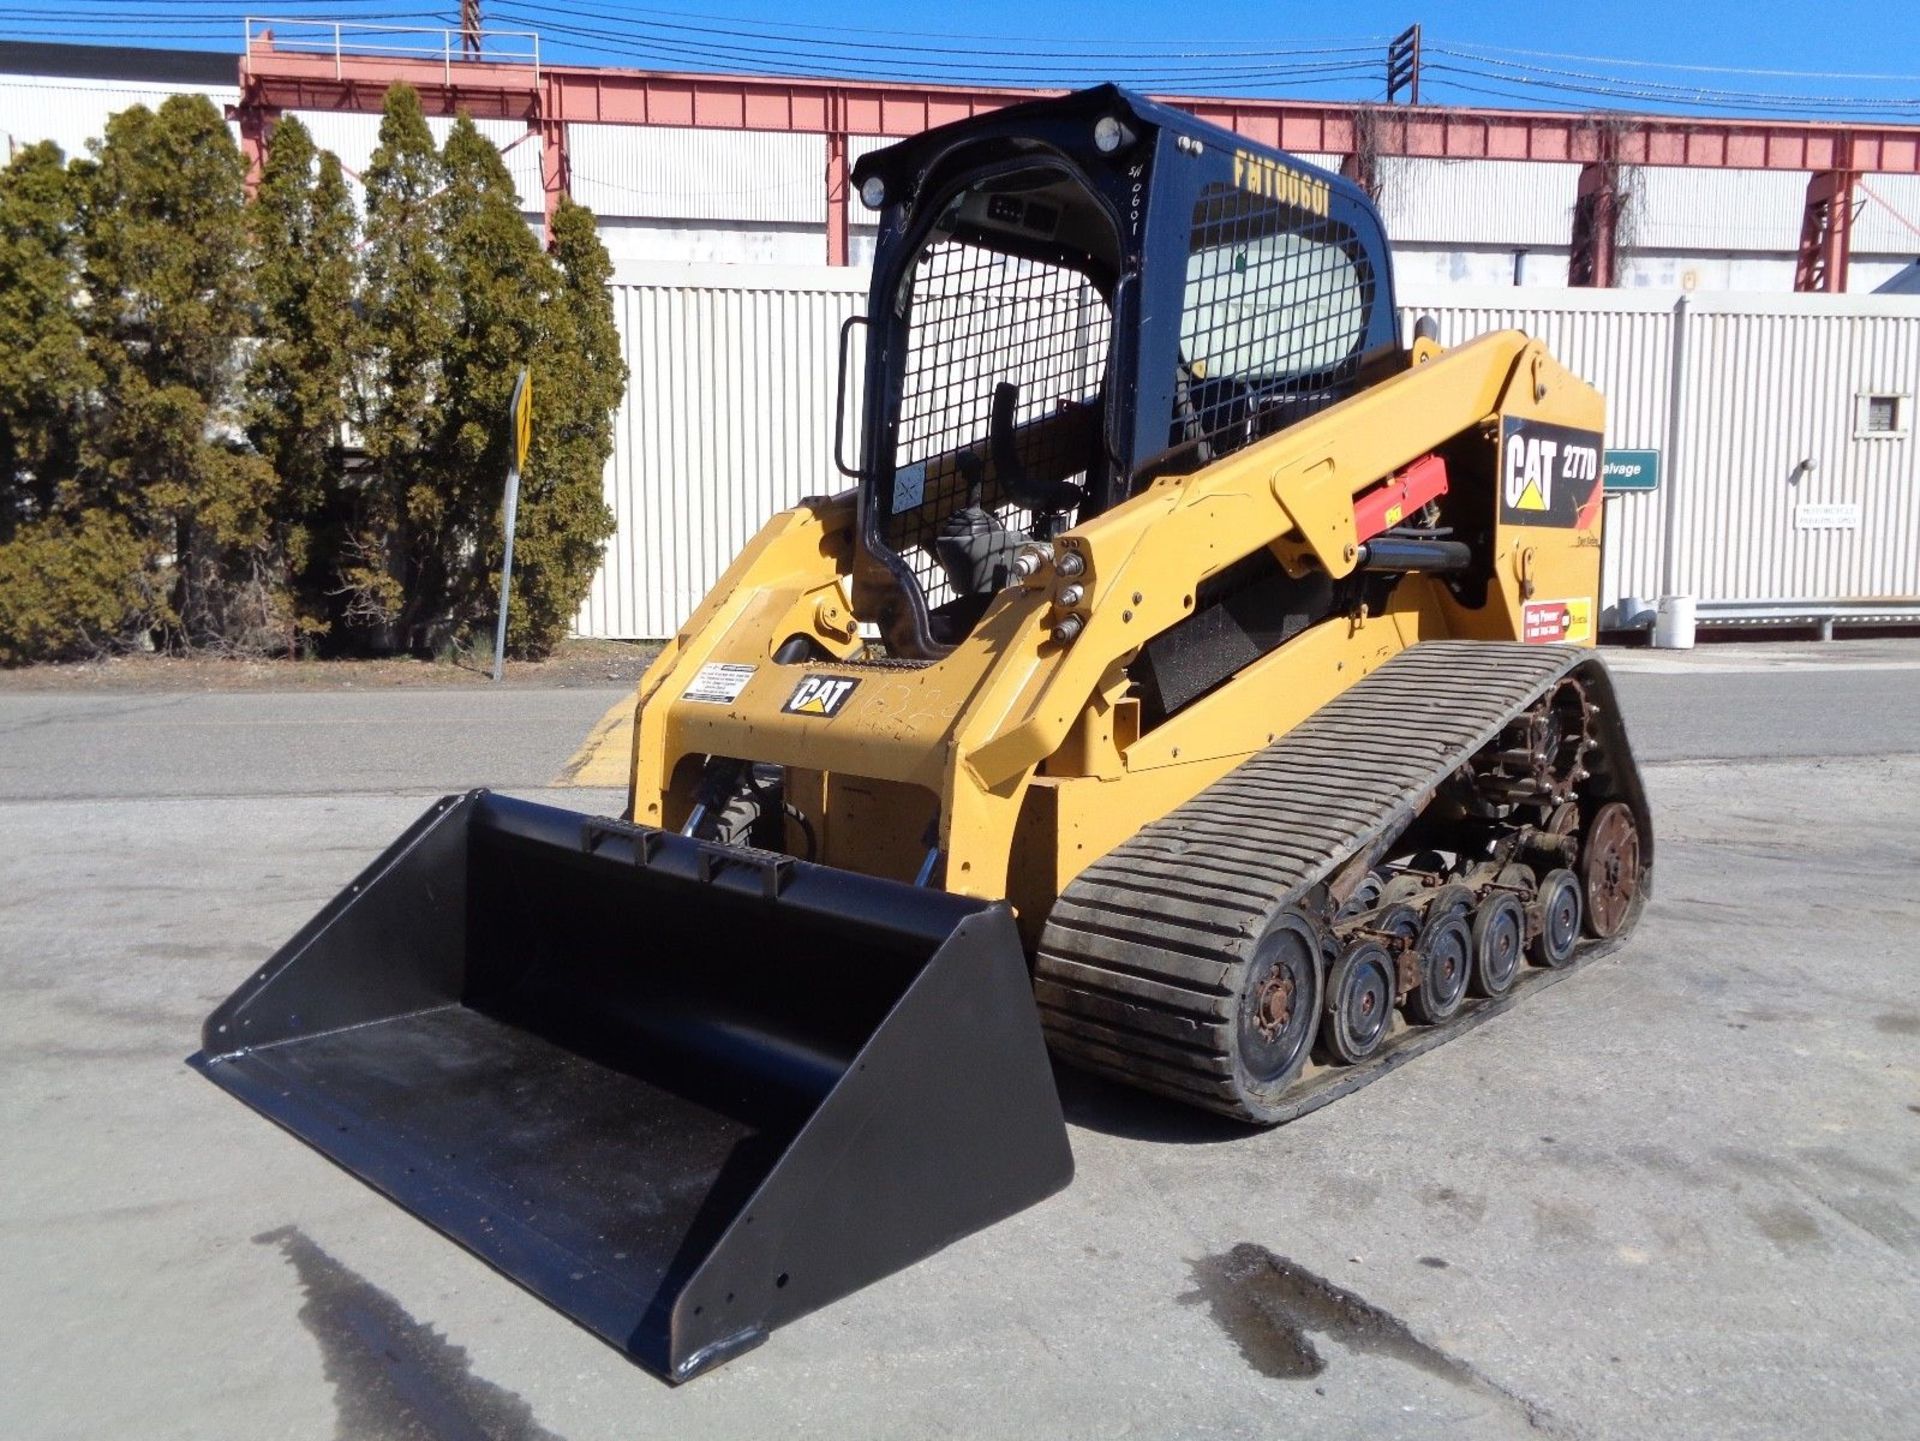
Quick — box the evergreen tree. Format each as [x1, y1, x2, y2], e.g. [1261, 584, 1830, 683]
[3, 81, 627, 665]
[0, 141, 153, 662]
[247, 117, 360, 648]
[512, 196, 622, 656]
[435, 112, 554, 642]
[0, 141, 94, 538]
[0, 509, 154, 664]
[351, 101, 627, 657]
[355, 83, 453, 647]
[77, 96, 279, 650]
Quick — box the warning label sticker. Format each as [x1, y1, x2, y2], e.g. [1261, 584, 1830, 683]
[682, 662, 756, 704]
[892, 462, 927, 514]
[1522, 597, 1594, 645]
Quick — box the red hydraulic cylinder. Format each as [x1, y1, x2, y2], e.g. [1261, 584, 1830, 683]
[1354, 453, 1449, 541]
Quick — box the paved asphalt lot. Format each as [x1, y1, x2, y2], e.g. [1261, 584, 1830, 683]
[3, 641, 1917, 1440]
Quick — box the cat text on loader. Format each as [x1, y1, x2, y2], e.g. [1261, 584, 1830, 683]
[195, 86, 1651, 1382]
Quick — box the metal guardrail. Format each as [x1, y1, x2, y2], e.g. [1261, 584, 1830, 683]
[1698, 598, 1920, 620]
[243, 18, 541, 85]
[1609, 596, 1920, 633]
[1697, 598, 1920, 639]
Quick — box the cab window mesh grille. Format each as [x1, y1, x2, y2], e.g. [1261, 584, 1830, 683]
[1172, 180, 1373, 468]
[882, 240, 1109, 609]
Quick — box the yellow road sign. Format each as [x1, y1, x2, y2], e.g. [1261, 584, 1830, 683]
[511, 368, 532, 470]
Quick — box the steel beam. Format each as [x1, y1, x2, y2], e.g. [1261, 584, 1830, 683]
[1794, 169, 1856, 292]
[234, 101, 279, 199]
[1338, 150, 1377, 200]
[825, 127, 850, 266]
[230, 36, 1920, 264]
[234, 43, 1920, 173]
[1569, 159, 1620, 288]
[539, 114, 570, 241]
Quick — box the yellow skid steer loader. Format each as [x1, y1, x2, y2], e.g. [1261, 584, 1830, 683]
[195, 86, 1651, 1383]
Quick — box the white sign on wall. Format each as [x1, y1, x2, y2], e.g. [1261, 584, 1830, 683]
[1793, 503, 1862, 531]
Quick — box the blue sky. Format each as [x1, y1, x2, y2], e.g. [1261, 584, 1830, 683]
[2, 0, 1916, 120]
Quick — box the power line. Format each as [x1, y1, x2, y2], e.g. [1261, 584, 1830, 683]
[4, 0, 448, 7]
[490, 0, 1387, 64]
[3, 6, 1917, 122]
[2, 0, 1388, 59]
[1422, 68, 1918, 120]
[487, 6, 1386, 89]
[1430, 47, 1920, 111]
[487, 2, 1390, 72]
[0, 18, 257, 35]
[1440, 38, 1920, 84]
[1423, 67, 1919, 120]
[436, 0, 1387, 51]
[0, 8, 450, 21]
[491, 6, 1920, 118]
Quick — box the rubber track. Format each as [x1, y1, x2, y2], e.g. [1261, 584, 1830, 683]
[1033, 640, 1646, 1124]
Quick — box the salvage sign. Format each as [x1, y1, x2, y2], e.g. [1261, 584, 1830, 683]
[1522, 597, 1594, 645]
[1602, 449, 1660, 492]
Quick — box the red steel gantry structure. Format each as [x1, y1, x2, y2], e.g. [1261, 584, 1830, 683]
[233, 31, 1920, 289]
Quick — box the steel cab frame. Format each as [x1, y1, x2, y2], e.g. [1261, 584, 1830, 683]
[849, 84, 1398, 658]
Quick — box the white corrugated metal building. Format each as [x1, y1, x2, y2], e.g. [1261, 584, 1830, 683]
[1401, 288, 1920, 630]
[5, 41, 1917, 639]
[0, 42, 238, 158]
[577, 137, 1920, 295]
[576, 269, 1919, 640]
[7, 41, 1917, 289]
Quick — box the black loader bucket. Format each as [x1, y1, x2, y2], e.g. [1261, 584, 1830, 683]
[191, 791, 1073, 1382]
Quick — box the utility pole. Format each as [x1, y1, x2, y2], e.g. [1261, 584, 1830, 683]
[460, 0, 482, 60]
[1386, 25, 1422, 105]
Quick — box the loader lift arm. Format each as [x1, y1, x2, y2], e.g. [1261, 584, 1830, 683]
[955, 329, 1550, 792]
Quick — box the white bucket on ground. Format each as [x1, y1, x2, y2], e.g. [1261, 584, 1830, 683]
[1652, 594, 1697, 650]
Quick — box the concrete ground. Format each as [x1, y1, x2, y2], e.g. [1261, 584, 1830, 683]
[2, 640, 1916, 1440]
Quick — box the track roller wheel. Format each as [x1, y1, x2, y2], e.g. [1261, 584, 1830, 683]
[1369, 902, 1422, 1000]
[1468, 892, 1525, 997]
[1426, 882, 1475, 919]
[1580, 800, 1642, 938]
[1374, 902, 1421, 947]
[1322, 939, 1395, 1064]
[1405, 911, 1471, 1024]
[1528, 868, 1582, 968]
[1318, 923, 1342, 962]
[1336, 871, 1385, 921]
[1231, 912, 1324, 1116]
[1379, 873, 1429, 908]
[1497, 862, 1537, 900]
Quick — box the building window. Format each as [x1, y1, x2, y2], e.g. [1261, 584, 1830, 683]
[1854, 393, 1911, 439]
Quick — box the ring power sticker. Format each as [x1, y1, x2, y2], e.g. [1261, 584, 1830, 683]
[1522, 597, 1593, 645]
[783, 675, 861, 718]
[683, 662, 756, 704]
